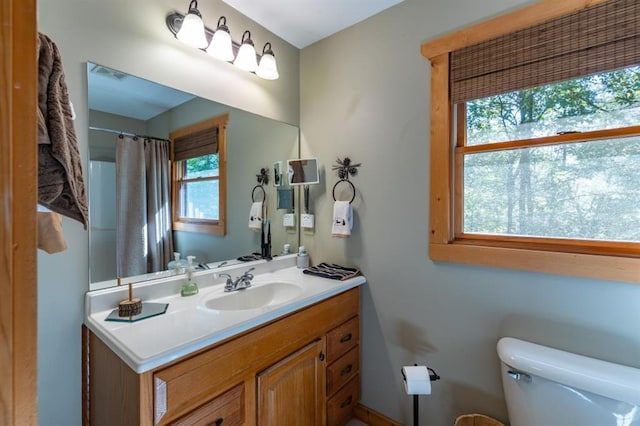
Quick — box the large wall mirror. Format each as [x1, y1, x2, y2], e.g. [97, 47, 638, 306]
[87, 63, 299, 290]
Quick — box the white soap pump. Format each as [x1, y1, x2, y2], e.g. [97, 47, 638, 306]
[168, 252, 186, 274]
[297, 246, 309, 268]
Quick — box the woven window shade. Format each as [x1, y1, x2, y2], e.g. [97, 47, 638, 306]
[173, 125, 219, 161]
[450, 0, 640, 104]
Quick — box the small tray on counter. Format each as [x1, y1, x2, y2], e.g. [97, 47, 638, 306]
[105, 302, 169, 323]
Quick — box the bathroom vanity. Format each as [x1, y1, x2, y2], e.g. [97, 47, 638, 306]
[83, 257, 365, 425]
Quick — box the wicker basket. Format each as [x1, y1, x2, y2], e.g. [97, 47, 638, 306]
[454, 413, 505, 426]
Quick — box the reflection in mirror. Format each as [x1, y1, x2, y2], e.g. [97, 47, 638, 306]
[287, 158, 320, 185]
[273, 161, 283, 187]
[87, 63, 299, 290]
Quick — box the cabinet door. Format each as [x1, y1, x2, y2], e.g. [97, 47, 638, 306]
[257, 339, 326, 426]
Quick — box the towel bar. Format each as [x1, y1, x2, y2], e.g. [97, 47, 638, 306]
[332, 179, 356, 203]
[251, 185, 266, 202]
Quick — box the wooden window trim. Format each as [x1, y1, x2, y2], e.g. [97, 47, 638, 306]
[422, 0, 640, 284]
[170, 113, 228, 235]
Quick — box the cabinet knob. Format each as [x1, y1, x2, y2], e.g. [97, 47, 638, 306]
[319, 352, 325, 361]
[214, 418, 223, 426]
[340, 395, 353, 409]
[340, 333, 352, 343]
[340, 364, 353, 377]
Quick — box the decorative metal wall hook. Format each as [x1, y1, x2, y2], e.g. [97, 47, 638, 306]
[251, 167, 269, 202]
[331, 157, 361, 180]
[331, 157, 361, 203]
[256, 167, 269, 186]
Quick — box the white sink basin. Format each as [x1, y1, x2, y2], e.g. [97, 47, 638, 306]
[203, 282, 303, 311]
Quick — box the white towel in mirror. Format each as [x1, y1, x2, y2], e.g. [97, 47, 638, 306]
[248, 202, 263, 232]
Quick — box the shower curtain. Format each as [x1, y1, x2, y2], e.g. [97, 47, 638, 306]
[116, 135, 174, 278]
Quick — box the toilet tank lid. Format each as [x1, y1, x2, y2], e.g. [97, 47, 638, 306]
[497, 337, 640, 406]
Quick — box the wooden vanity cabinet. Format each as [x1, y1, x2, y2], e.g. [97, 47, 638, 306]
[85, 287, 360, 426]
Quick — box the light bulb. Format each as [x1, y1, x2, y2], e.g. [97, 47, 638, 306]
[234, 31, 258, 72]
[257, 43, 279, 80]
[176, 0, 208, 49]
[207, 17, 234, 62]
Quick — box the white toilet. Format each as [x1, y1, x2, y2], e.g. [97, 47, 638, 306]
[497, 337, 640, 425]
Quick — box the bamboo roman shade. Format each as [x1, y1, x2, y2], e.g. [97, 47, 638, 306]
[450, 0, 640, 104]
[172, 125, 219, 161]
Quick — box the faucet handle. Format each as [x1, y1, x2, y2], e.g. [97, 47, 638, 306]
[242, 267, 255, 279]
[219, 273, 234, 290]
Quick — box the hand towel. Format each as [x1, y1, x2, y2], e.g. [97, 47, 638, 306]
[37, 32, 88, 229]
[331, 201, 353, 238]
[303, 263, 361, 281]
[248, 202, 263, 232]
[37, 211, 68, 254]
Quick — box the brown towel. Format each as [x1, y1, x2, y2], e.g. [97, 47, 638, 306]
[37, 32, 88, 229]
[37, 211, 68, 254]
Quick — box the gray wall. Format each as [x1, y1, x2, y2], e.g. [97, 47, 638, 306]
[37, 0, 299, 423]
[300, 0, 640, 424]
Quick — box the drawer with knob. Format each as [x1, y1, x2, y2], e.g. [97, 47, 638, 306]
[327, 374, 360, 426]
[326, 316, 359, 362]
[170, 383, 244, 426]
[326, 346, 359, 396]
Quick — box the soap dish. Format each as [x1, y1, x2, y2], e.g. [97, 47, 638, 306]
[105, 302, 169, 323]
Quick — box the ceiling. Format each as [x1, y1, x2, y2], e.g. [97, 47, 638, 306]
[221, 0, 406, 48]
[88, 63, 196, 121]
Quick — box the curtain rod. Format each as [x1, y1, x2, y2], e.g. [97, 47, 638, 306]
[89, 126, 171, 143]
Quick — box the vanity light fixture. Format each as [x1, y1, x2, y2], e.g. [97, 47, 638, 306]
[175, 0, 208, 49]
[207, 16, 234, 62]
[256, 42, 279, 80]
[234, 31, 258, 72]
[166, 4, 279, 80]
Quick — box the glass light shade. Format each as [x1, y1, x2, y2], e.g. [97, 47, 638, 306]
[257, 52, 279, 80]
[207, 29, 234, 62]
[234, 31, 258, 72]
[176, 12, 208, 49]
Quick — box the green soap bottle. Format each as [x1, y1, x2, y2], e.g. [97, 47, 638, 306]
[180, 255, 199, 297]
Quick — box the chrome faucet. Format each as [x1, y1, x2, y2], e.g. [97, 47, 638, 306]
[220, 267, 255, 292]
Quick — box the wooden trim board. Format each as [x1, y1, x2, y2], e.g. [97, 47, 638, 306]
[354, 403, 403, 426]
[0, 0, 38, 424]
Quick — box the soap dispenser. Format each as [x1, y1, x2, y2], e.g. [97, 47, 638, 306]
[180, 255, 199, 297]
[168, 252, 185, 274]
[297, 246, 309, 269]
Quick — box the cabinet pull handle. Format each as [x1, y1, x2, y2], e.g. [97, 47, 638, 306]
[340, 395, 353, 408]
[340, 364, 353, 377]
[213, 418, 223, 426]
[319, 352, 325, 361]
[340, 333, 352, 343]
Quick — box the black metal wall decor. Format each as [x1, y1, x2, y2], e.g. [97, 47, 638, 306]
[331, 157, 361, 203]
[252, 167, 269, 202]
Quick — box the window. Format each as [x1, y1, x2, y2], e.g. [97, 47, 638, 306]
[461, 67, 640, 243]
[421, 0, 640, 283]
[170, 113, 228, 235]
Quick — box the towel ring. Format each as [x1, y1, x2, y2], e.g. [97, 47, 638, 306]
[332, 179, 356, 203]
[251, 184, 266, 202]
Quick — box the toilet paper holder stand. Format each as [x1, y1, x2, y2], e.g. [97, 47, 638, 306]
[401, 364, 440, 426]
[400, 366, 440, 383]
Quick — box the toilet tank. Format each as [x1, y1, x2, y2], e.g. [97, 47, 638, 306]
[497, 337, 640, 426]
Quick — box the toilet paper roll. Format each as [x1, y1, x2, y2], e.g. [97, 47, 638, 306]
[402, 365, 432, 395]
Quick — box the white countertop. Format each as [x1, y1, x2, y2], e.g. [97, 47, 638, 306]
[85, 257, 365, 373]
